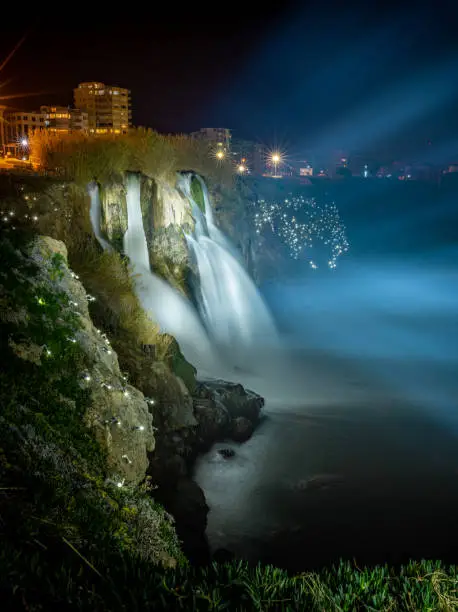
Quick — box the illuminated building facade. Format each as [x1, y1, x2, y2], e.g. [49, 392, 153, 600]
[191, 127, 232, 153]
[231, 139, 266, 174]
[299, 165, 313, 176]
[0, 105, 7, 154]
[4, 110, 45, 141]
[74, 82, 131, 134]
[40, 106, 88, 133]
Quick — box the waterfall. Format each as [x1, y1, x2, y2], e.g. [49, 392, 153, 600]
[124, 174, 150, 270]
[178, 172, 278, 368]
[91, 172, 278, 378]
[88, 182, 113, 252]
[122, 174, 220, 374]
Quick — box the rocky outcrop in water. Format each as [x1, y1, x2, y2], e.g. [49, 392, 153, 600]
[147, 378, 265, 563]
[148, 379, 264, 481]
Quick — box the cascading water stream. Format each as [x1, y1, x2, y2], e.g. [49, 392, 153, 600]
[88, 182, 113, 252]
[122, 174, 220, 374]
[89, 172, 279, 379]
[178, 173, 278, 365]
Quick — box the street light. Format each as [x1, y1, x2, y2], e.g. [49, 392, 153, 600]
[271, 152, 281, 177]
[216, 150, 224, 160]
[238, 164, 246, 174]
[21, 137, 28, 148]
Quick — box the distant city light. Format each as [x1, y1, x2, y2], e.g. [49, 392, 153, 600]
[270, 152, 282, 177]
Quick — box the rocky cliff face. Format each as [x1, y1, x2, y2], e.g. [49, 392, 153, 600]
[98, 172, 275, 288]
[99, 174, 194, 292]
[31, 235, 265, 565]
[29, 236, 156, 486]
[1, 170, 269, 565]
[0, 229, 184, 569]
[209, 178, 282, 284]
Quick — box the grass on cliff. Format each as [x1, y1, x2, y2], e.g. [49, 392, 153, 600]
[1, 542, 457, 611]
[69, 243, 196, 394]
[30, 128, 234, 188]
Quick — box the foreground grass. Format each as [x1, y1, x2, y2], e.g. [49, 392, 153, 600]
[1, 544, 457, 611]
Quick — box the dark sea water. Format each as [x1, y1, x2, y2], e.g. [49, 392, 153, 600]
[194, 177, 458, 572]
[194, 395, 458, 571]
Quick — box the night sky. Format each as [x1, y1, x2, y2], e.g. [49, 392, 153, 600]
[2, 2, 458, 161]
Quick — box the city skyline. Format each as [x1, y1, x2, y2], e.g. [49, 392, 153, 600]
[1, 3, 458, 162]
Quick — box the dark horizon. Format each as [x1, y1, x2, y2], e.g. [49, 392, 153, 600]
[2, 2, 458, 162]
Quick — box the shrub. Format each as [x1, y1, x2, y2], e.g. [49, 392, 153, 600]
[29, 128, 235, 189]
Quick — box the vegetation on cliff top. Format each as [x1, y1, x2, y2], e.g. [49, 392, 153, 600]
[29, 128, 234, 188]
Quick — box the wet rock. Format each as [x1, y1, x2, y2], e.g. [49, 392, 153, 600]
[193, 396, 230, 443]
[218, 448, 235, 459]
[157, 477, 210, 566]
[200, 379, 264, 424]
[294, 474, 344, 492]
[99, 183, 127, 247]
[231, 416, 254, 442]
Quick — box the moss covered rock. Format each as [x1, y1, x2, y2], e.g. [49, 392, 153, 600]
[31, 236, 155, 486]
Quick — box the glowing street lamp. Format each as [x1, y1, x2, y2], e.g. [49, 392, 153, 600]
[237, 164, 247, 174]
[21, 137, 28, 147]
[271, 152, 281, 177]
[216, 149, 224, 160]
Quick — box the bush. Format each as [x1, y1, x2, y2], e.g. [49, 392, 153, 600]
[29, 128, 235, 188]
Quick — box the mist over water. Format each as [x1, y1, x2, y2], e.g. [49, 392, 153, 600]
[191, 180, 458, 570]
[91, 174, 458, 568]
[89, 174, 458, 418]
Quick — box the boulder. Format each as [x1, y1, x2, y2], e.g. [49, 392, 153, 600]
[198, 379, 264, 424]
[231, 416, 254, 442]
[218, 448, 235, 459]
[193, 397, 230, 444]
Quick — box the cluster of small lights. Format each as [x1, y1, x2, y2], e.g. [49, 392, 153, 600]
[6, 208, 150, 489]
[254, 195, 349, 269]
[1, 189, 41, 229]
[38, 288, 149, 440]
